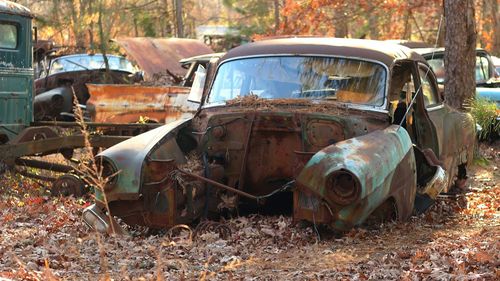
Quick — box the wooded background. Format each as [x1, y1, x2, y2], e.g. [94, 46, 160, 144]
[14, 0, 500, 55]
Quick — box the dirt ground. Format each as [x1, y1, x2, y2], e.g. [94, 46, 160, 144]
[0, 143, 498, 280]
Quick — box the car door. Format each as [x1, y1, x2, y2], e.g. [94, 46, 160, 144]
[410, 62, 440, 157]
[417, 63, 445, 158]
[418, 62, 475, 192]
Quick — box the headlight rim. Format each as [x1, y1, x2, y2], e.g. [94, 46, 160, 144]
[96, 156, 118, 190]
[326, 169, 361, 205]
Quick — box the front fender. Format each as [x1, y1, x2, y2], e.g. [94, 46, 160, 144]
[95, 118, 192, 202]
[295, 125, 415, 229]
[297, 125, 413, 201]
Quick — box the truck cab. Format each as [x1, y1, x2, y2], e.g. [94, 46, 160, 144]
[0, 0, 33, 144]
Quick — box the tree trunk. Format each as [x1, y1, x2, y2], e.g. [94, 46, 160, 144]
[492, 0, 500, 56]
[333, 4, 348, 38]
[97, 0, 110, 83]
[274, 0, 280, 34]
[367, 2, 379, 39]
[163, 0, 171, 36]
[444, 0, 476, 110]
[402, 10, 411, 40]
[175, 0, 184, 37]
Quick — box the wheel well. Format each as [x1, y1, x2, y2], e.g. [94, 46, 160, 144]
[413, 147, 438, 188]
[364, 197, 398, 227]
[457, 163, 467, 180]
[0, 134, 9, 145]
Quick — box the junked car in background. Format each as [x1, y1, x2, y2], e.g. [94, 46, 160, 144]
[35, 38, 215, 122]
[83, 38, 475, 234]
[85, 52, 224, 124]
[34, 53, 142, 121]
[413, 48, 500, 110]
[179, 52, 225, 87]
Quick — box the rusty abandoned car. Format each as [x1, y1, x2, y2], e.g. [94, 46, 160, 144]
[34, 38, 215, 122]
[83, 38, 476, 233]
[34, 53, 143, 121]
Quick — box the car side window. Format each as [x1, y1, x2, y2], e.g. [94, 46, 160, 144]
[476, 56, 490, 82]
[0, 23, 18, 49]
[418, 65, 440, 107]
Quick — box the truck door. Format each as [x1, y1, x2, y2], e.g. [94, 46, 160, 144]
[0, 9, 33, 143]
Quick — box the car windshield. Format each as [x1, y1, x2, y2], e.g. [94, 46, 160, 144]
[49, 54, 136, 75]
[427, 54, 492, 84]
[207, 56, 387, 106]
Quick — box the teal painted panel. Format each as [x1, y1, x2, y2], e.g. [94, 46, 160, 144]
[0, 75, 28, 92]
[0, 10, 33, 141]
[0, 13, 32, 69]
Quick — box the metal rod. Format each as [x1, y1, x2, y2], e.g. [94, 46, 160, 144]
[177, 169, 258, 200]
[15, 158, 74, 173]
[33, 121, 162, 128]
[16, 169, 56, 182]
[237, 113, 256, 194]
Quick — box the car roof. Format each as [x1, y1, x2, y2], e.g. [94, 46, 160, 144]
[221, 37, 427, 67]
[0, 0, 33, 18]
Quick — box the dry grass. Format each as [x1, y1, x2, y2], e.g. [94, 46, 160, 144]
[0, 109, 498, 280]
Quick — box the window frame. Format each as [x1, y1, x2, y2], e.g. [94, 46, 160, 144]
[417, 63, 442, 109]
[205, 54, 389, 109]
[0, 21, 19, 50]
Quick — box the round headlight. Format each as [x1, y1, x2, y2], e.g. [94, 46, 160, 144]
[97, 157, 118, 189]
[326, 170, 360, 205]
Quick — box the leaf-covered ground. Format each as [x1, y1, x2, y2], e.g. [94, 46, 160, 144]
[0, 144, 498, 280]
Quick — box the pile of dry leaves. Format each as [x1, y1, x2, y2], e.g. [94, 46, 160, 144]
[0, 143, 498, 280]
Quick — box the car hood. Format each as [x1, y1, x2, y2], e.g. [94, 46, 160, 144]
[113, 37, 213, 80]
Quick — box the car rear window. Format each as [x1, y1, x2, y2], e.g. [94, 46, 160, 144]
[0, 23, 18, 49]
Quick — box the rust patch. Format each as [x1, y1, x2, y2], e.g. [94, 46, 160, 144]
[86, 84, 196, 124]
[113, 37, 213, 80]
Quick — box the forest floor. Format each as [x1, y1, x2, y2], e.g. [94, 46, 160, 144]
[0, 143, 498, 280]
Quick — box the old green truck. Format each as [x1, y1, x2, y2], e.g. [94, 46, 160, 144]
[0, 0, 33, 144]
[0, 0, 143, 193]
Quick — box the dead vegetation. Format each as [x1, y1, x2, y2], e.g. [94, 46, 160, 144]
[0, 143, 498, 280]
[224, 95, 355, 116]
[139, 70, 181, 87]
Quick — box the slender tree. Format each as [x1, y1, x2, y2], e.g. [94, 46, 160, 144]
[443, 0, 477, 110]
[175, 0, 184, 37]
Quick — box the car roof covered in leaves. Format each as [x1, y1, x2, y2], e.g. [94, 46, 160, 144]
[221, 37, 427, 67]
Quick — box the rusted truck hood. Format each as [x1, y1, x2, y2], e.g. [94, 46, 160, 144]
[113, 37, 213, 80]
[86, 84, 197, 123]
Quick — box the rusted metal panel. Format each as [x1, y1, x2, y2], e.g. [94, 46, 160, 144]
[0, 6, 33, 141]
[93, 119, 192, 203]
[86, 84, 196, 124]
[294, 125, 416, 230]
[113, 37, 213, 79]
